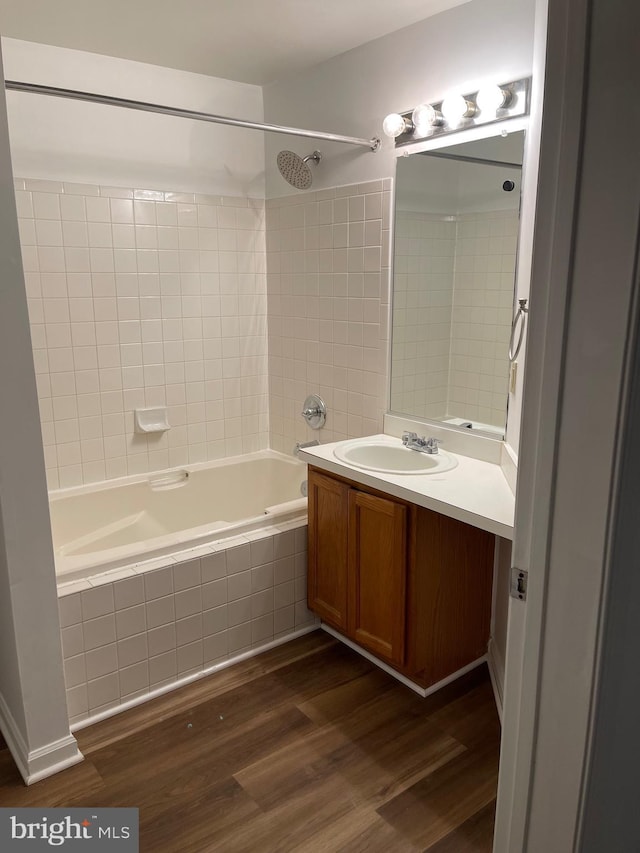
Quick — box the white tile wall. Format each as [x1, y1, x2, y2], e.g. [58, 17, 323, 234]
[58, 523, 315, 725]
[266, 180, 392, 453]
[390, 212, 456, 419]
[391, 208, 518, 428]
[15, 178, 269, 489]
[448, 210, 518, 427]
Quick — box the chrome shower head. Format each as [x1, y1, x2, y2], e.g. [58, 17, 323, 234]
[276, 150, 322, 189]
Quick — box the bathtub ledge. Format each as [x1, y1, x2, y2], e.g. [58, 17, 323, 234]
[87, 567, 138, 588]
[57, 579, 93, 597]
[56, 516, 307, 593]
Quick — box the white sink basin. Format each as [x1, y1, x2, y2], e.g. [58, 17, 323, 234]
[333, 440, 458, 475]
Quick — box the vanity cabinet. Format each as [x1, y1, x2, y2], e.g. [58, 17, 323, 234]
[307, 465, 495, 689]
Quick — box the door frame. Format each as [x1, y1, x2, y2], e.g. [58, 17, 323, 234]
[494, 0, 640, 848]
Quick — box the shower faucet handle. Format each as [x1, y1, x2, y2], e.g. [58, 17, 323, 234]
[301, 394, 326, 429]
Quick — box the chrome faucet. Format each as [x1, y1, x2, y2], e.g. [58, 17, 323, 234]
[402, 432, 440, 454]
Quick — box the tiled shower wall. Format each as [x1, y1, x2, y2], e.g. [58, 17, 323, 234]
[15, 178, 269, 489]
[390, 211, 456, 419]
[391, 207, 518, 428]
[447, 209, 519, 426]
[266, 180, 392, 453]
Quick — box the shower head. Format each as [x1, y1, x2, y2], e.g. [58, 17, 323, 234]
[276, 149, 322, 189]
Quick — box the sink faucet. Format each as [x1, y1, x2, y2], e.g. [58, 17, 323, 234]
[402, 432, 440, 454]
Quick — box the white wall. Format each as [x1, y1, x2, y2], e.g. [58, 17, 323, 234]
[1, 38, 265, 197]
[263, 0, 535, 197]
[454, 160, 521, 215]
[395, 155, 459, 213]
[0, 47, 81, 783]
[0, 522, 26, 737]
[396, 133, 523, 215]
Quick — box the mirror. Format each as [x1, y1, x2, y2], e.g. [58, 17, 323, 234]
[390, 130, 525, 438]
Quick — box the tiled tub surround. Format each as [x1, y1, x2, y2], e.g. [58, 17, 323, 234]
[391, 208, 518, 429]
[391, 211, 456, 419]
[266, 180, 392, 454]
[15, 178, 269, 489]
[58, 523, 315, 727]
[447, 209, 518, 427]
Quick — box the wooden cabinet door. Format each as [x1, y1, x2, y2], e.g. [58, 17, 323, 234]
[307, 469, 349, 631]
[406, 506, 494, 687]
[348, 490, 407, 666]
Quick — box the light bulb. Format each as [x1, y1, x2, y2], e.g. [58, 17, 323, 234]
[441, 94, 475, 126]
[411, 103, 443, 135]
[382, 113, 413, 138]
[476, 84, 511, 115]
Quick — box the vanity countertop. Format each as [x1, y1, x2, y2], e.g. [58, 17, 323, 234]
[298, 434, 515, 540]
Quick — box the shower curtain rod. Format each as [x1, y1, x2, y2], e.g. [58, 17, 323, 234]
[4, 80, 381, 151]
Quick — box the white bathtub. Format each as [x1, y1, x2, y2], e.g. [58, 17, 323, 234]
[50, 450, 307, 582]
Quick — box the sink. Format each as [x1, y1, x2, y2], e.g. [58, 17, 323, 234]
[333, 440, 458, 475]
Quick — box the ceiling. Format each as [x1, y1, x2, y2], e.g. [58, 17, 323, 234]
[0, 0, 471, 86]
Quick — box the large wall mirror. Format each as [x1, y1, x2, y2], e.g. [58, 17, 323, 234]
[390, 130, 525, 438]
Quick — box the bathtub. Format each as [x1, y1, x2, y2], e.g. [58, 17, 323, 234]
[51, 450, 307, 583]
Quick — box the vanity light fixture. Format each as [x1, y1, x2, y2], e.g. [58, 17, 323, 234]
[441, 94, 476, 125]
[411, 103, 444, 135]
[382, 112, 414, 139]
[383, 77, 530, 146]
[476, 83, 513, 115]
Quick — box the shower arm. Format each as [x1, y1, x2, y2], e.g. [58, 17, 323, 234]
[4, 80, 381, 152]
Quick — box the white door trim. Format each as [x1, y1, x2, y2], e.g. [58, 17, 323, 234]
[495, 0, 640, 848]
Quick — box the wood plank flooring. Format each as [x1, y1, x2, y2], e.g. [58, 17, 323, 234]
[0, 632, 500, 852]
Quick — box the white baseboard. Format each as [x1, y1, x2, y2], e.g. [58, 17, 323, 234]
[71, 623, 320, 732]
[0, 690, 83, 785]
[321, 623, 487, 698]
[487, 638, 505, 723]
[24, 739, 84, 786]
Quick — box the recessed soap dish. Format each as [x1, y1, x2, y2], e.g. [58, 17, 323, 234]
[134, 407, 171, 434]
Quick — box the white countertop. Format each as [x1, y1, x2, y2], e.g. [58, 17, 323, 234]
[298, 434, 515, 540]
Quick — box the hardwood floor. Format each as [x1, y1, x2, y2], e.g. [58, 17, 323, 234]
[0, 632, 500, 852]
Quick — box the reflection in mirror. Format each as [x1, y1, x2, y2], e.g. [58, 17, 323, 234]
[390, 130, 525, 438]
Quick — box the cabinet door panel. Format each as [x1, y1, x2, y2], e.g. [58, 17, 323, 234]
[406, 506, 494, 686]
[348, 490, 407, 665]
[307, 470, 349, 630]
